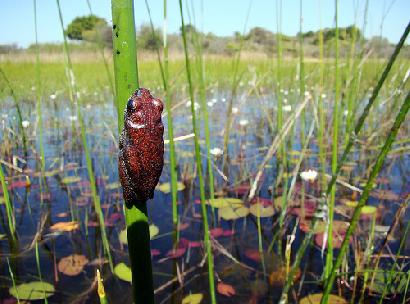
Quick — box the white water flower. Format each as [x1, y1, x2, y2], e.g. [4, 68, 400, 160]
[300, 169, 318, 182]
[221, 97, 226, 102]
[86, 104, 92, 109]
[210, 147, 223, 157]
[68, 115, 78, 122]
[22, 120, 30, 128]
[50, 94, 57, 100]
[1, 114, 8, 119]
[283, 105, 292, 112]
[207, 101, 214, 107]
[283, 98, 288, 104]
[239, 119, 249, 126]
[232, 107, 239, 114]
[31, 86, 36, 91]
[321, 94, 326, 99]
[344, 110, 349, 116]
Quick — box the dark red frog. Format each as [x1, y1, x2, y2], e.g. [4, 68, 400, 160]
[118, 88, 164, 207]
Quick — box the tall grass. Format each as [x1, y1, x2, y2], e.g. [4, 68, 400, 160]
[178, 0, 216, 302]
[0, 163, 16, 239]
[111, 0, 154, 302]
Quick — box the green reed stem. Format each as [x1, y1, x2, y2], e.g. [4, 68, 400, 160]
[162, 0, 179, 225]
[0, 68, 27, 157]
[325, 0, 340, 280]
[7, 257, 20, 304]
[318, 0, 326, 190]
[56, 0, 113, 271]
[34, 0, 45, 174]
[221, 0, 252, 177]
[193, 14, 216, 203]
[35, 240, 48, 304]
[321, 90, 410, 304]
[111, 1, 154, 302]
[298, 0, 305, 145]
[144, 0, 179, 225]
[280, 20, 410, 302]
[0, 163, 16, 239]
[178, 1, 216, 302]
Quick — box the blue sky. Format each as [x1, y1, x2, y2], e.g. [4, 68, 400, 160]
[0, 0, 408, 48]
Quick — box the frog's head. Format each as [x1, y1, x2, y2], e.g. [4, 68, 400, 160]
[124, 88, 163, 132]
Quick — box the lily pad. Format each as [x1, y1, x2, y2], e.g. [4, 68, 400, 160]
[156, 182, 185, 193]
[250, 203, 275, 217]
[50, 221, 79, 232]
[9, 281, 55, 300]
[114, 263, 132, 282]
[361, 205, 377, 215]
[182, 293, 203, 304]
[149, 224, 159, 239]
[219, 206, 249, 220]
[119, 225, 159, 245]
[62, 176, 81, 185]
[207, 198, 243, 208]
[106, 181, 121, 190]
[58, 254, 89, 276]
[299, 293, 347, 304]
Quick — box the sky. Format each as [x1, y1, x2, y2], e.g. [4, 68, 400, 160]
[0, 0, 408, 48]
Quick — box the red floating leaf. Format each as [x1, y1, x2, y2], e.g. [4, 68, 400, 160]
[217, 282, 236, 297]
[244, 249, 261, 262]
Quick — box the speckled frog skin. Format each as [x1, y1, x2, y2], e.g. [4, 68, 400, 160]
[118, 88, 164, 207]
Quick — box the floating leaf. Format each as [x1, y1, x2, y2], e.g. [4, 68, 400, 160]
[156, 182, 185, 193]
[361, 205, 377, 215]
[62, 176, 81, 185]
[250, 203, 275, 217]
[119, 229, 127, 245]
[244, 249, 261, 262]
[114, 263, 132, 282]
[299, 293, 347, 304]
[120, 225, 159, 244]
[9, 281, 54, 300]
[58, 254, 89, 276]
[217, 282, 236, 297]
[219, 205, 249, 220]
[106, 181, 121, 190]
[182, 293, 203, 304]
[207, 198, 243, 208]
[50, 221, 79, 232]
[149, 224, 159, 239]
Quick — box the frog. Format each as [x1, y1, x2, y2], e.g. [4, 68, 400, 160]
[118, 88, 164, 207]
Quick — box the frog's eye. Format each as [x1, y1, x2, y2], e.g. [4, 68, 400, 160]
[126, 98, 135, 112]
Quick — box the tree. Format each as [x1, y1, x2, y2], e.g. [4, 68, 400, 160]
[66, 15, 107, 40]
[137, 24, 162, 51]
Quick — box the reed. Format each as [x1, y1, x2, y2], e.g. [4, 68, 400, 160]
[280, 20, 410, 301]
[325, 0, 340, 280]
[178, 0, 216, 302]
[33, 0, 45, 175]
[144, 0, 179, 225]
[55, 0, 113, 271]
[321, 90, 410, 303]
[111, 0, 154, 302]
[0, 163, 16, 239]
[35, 240, 48, 304]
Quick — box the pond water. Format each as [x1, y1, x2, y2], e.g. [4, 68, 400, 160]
[0, 89, 409, 303]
